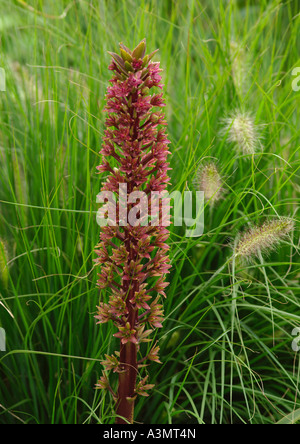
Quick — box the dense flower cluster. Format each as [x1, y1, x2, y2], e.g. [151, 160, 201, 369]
[94, 39, 171, 424]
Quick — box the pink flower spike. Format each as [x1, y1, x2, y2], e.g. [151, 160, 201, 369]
[94, 39, 171, 425]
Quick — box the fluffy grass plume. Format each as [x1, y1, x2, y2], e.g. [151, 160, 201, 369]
[221, 111, 263, 156]
[195, 161, 225, 206]
[234, 217, 295, 262]
[230, 41, 250, 98]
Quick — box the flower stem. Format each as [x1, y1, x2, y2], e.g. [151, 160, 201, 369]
[116, 339, 138, 423]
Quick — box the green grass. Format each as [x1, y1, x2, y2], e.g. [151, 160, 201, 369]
[0, 0, 299, 424]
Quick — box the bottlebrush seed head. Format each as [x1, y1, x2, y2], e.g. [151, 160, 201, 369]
[234, 217, 295, 262]
[221, 111, 263, 156]
[195, 161, 225, 206]
[229, 41, 249, 97]
[94, 39, 171, 404]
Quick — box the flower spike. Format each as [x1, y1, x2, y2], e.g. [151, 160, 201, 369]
[95, 39, 171, 424]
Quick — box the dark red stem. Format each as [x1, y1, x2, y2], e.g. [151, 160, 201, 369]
[115, 89, 140, 424]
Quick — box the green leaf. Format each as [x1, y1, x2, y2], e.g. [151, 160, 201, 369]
[132, 39, 146, 59]
[147, 49, 159, 62]
[124, 61, 134, 72]
[142, 49, 159, 67]
[120, 48, 133, 63]
[107, 51, 128, 76]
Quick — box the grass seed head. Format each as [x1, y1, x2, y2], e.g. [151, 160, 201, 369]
[234, 217, 295, 262]
[230, 41, 249, 97]
[195, 161, 225, 206]
[221, 111, 263, 156]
